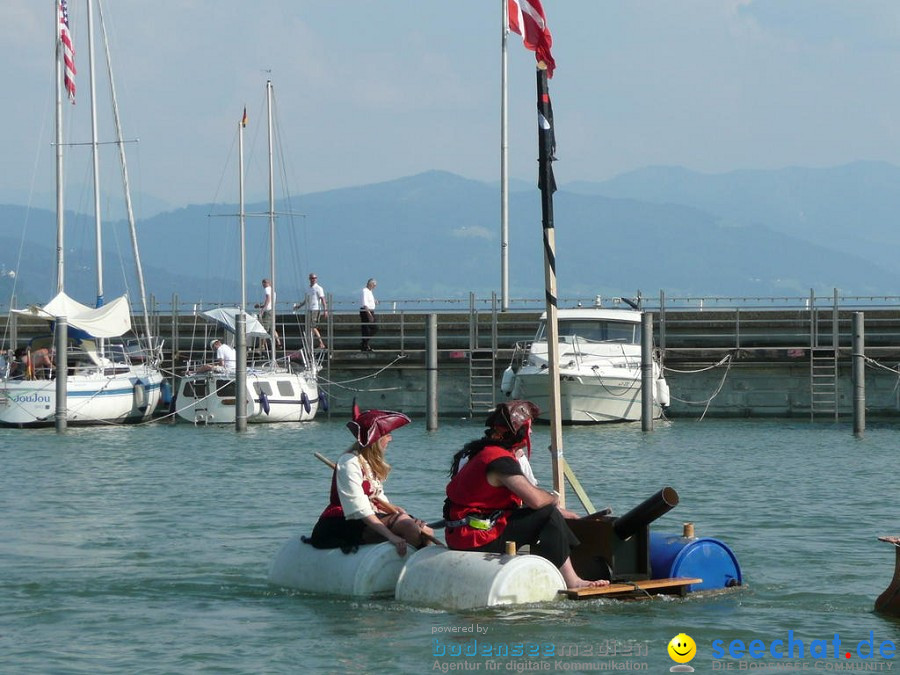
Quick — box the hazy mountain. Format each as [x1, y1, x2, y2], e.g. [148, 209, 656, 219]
[1, 164, 899, 308]
[566, 160, 900, 273]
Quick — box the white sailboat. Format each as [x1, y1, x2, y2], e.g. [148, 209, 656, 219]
[175, 81, 319, 425]
[0, 0, 163, 428]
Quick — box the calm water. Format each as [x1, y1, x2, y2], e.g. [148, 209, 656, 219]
[1, 417, 897, 673]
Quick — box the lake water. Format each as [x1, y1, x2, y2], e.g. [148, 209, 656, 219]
[1, 417, 897, 673]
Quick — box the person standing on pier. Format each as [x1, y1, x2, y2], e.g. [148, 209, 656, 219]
[359, 278, 378, 352]
[293, 273, 327, 350]
[255, 278, 281, 348]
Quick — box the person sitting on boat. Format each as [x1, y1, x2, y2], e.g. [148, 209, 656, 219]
[305, 405, 435, 556]
[14, 346, 54, 379]
[443, 400, 608, 589]
[196, 339, 236, 373]
[7, 348, 27, 379]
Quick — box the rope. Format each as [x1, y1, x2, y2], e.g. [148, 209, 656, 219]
[663, 352, 733, 374]
[666, 353, 734, 421]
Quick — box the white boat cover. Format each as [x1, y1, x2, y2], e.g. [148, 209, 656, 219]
[202, 308, 270, 339]
[13, 292, 132, 338]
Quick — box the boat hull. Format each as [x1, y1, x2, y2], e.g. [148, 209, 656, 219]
[511, 369, 662, 423]
[0, 367, 163, 427]
[175, 369, 318, 424]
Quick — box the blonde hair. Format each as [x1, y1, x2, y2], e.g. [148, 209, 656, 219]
[353, 440, 392, 482]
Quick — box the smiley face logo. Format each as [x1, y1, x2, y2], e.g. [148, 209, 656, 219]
[668, 633, 697, 671]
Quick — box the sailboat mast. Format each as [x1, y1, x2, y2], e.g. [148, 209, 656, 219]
[55, 0, 66, 294]
[266, 80, 276, 357]
[500, 0, 510, 312]
[97, 0, 153, 352]
[86, 0, 104, 307]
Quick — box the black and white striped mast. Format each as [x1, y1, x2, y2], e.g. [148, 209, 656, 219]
[535, 64, 564, 503]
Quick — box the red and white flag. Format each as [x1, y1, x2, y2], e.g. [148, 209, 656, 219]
[508, 0, 556, 78]
[59, 0, 76, 103]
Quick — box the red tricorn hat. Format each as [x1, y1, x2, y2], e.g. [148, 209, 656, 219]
[347, 403, 411, 447]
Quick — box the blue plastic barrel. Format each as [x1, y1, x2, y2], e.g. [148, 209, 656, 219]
[649, 532, 742, 591]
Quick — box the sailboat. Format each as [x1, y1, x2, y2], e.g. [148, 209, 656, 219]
[174, 81, 319, 425]
[0, 0, 163, 428]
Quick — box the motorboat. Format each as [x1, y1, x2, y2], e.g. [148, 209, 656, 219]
[501, 306, 669, 423]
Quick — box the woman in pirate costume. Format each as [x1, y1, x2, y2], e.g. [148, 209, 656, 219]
[306, 405, 434, 556]
[444, 400, 608, 589]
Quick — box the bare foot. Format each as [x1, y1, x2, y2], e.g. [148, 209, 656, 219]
[560, 559, 611, 588]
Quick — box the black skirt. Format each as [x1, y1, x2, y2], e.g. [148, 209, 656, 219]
[303, 513, 398, 554]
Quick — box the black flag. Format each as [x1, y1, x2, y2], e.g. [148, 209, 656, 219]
[536, 69, 557, 195]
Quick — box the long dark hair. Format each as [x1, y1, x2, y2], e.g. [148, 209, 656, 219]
[448, 429, 525, 477]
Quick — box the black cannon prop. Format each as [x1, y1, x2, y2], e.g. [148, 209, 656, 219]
[568, 486, 679, 582]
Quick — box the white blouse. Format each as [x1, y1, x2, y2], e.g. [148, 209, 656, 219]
[335, 451, 390, 520]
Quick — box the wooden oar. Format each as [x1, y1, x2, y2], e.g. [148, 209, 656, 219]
[313, 452, 444, 546]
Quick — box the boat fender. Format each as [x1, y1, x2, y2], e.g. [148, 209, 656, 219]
[132, 380, 147, 411]
[655, 377, 671, 407]
[160, 379, 173, 405]
[259, 392, 271, 415]
[168, 393, 178, 416]
[318, 391, 329, 412]
[301, 391, 311, 414]
[499, 366, 516, 396]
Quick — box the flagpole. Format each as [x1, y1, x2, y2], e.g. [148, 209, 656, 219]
[55, 0, 66, 295]
[500, 0, 510, 312]
[536, 66, 565, 504]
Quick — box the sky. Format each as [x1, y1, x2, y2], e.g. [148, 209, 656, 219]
[4, 1, 900, 214]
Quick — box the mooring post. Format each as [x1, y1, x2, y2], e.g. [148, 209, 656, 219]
[55, 316, 68, 433]
[641, 312, 654, 431]
[426, 313, 438, 430]
[235, 313, 247, 432]
[853, 311, 865, 437]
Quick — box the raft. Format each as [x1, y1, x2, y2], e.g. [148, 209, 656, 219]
[394, 547, 566, 610]
[267, 538, 414, 597]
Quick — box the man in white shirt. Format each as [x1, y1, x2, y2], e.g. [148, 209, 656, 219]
[359, 278, 377, 352]
[293, 273, 328, 350]
[197, 339, 236, 372]
[254, 278, 281, 347]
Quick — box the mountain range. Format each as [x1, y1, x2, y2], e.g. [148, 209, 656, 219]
[1, 161, 899, 309]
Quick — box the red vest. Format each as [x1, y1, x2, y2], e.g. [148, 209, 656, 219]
[445, 445, 522, 549]
[318, 468, 375, 519]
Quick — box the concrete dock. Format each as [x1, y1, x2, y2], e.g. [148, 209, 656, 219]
[4, 298, 900, 419]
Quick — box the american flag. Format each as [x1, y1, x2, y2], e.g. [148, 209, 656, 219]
[59, 0, 76, 103]
[508, 0, 556, 78]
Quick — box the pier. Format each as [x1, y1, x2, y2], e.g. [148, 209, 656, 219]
[4, 291, 900, 419]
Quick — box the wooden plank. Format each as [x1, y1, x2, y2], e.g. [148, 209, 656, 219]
[563, 459, 596, 514]
[564, 577, 703, 600]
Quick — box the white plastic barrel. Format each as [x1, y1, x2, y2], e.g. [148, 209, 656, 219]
[267, 538, 413, 597]
[395, 547, 566, 610]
